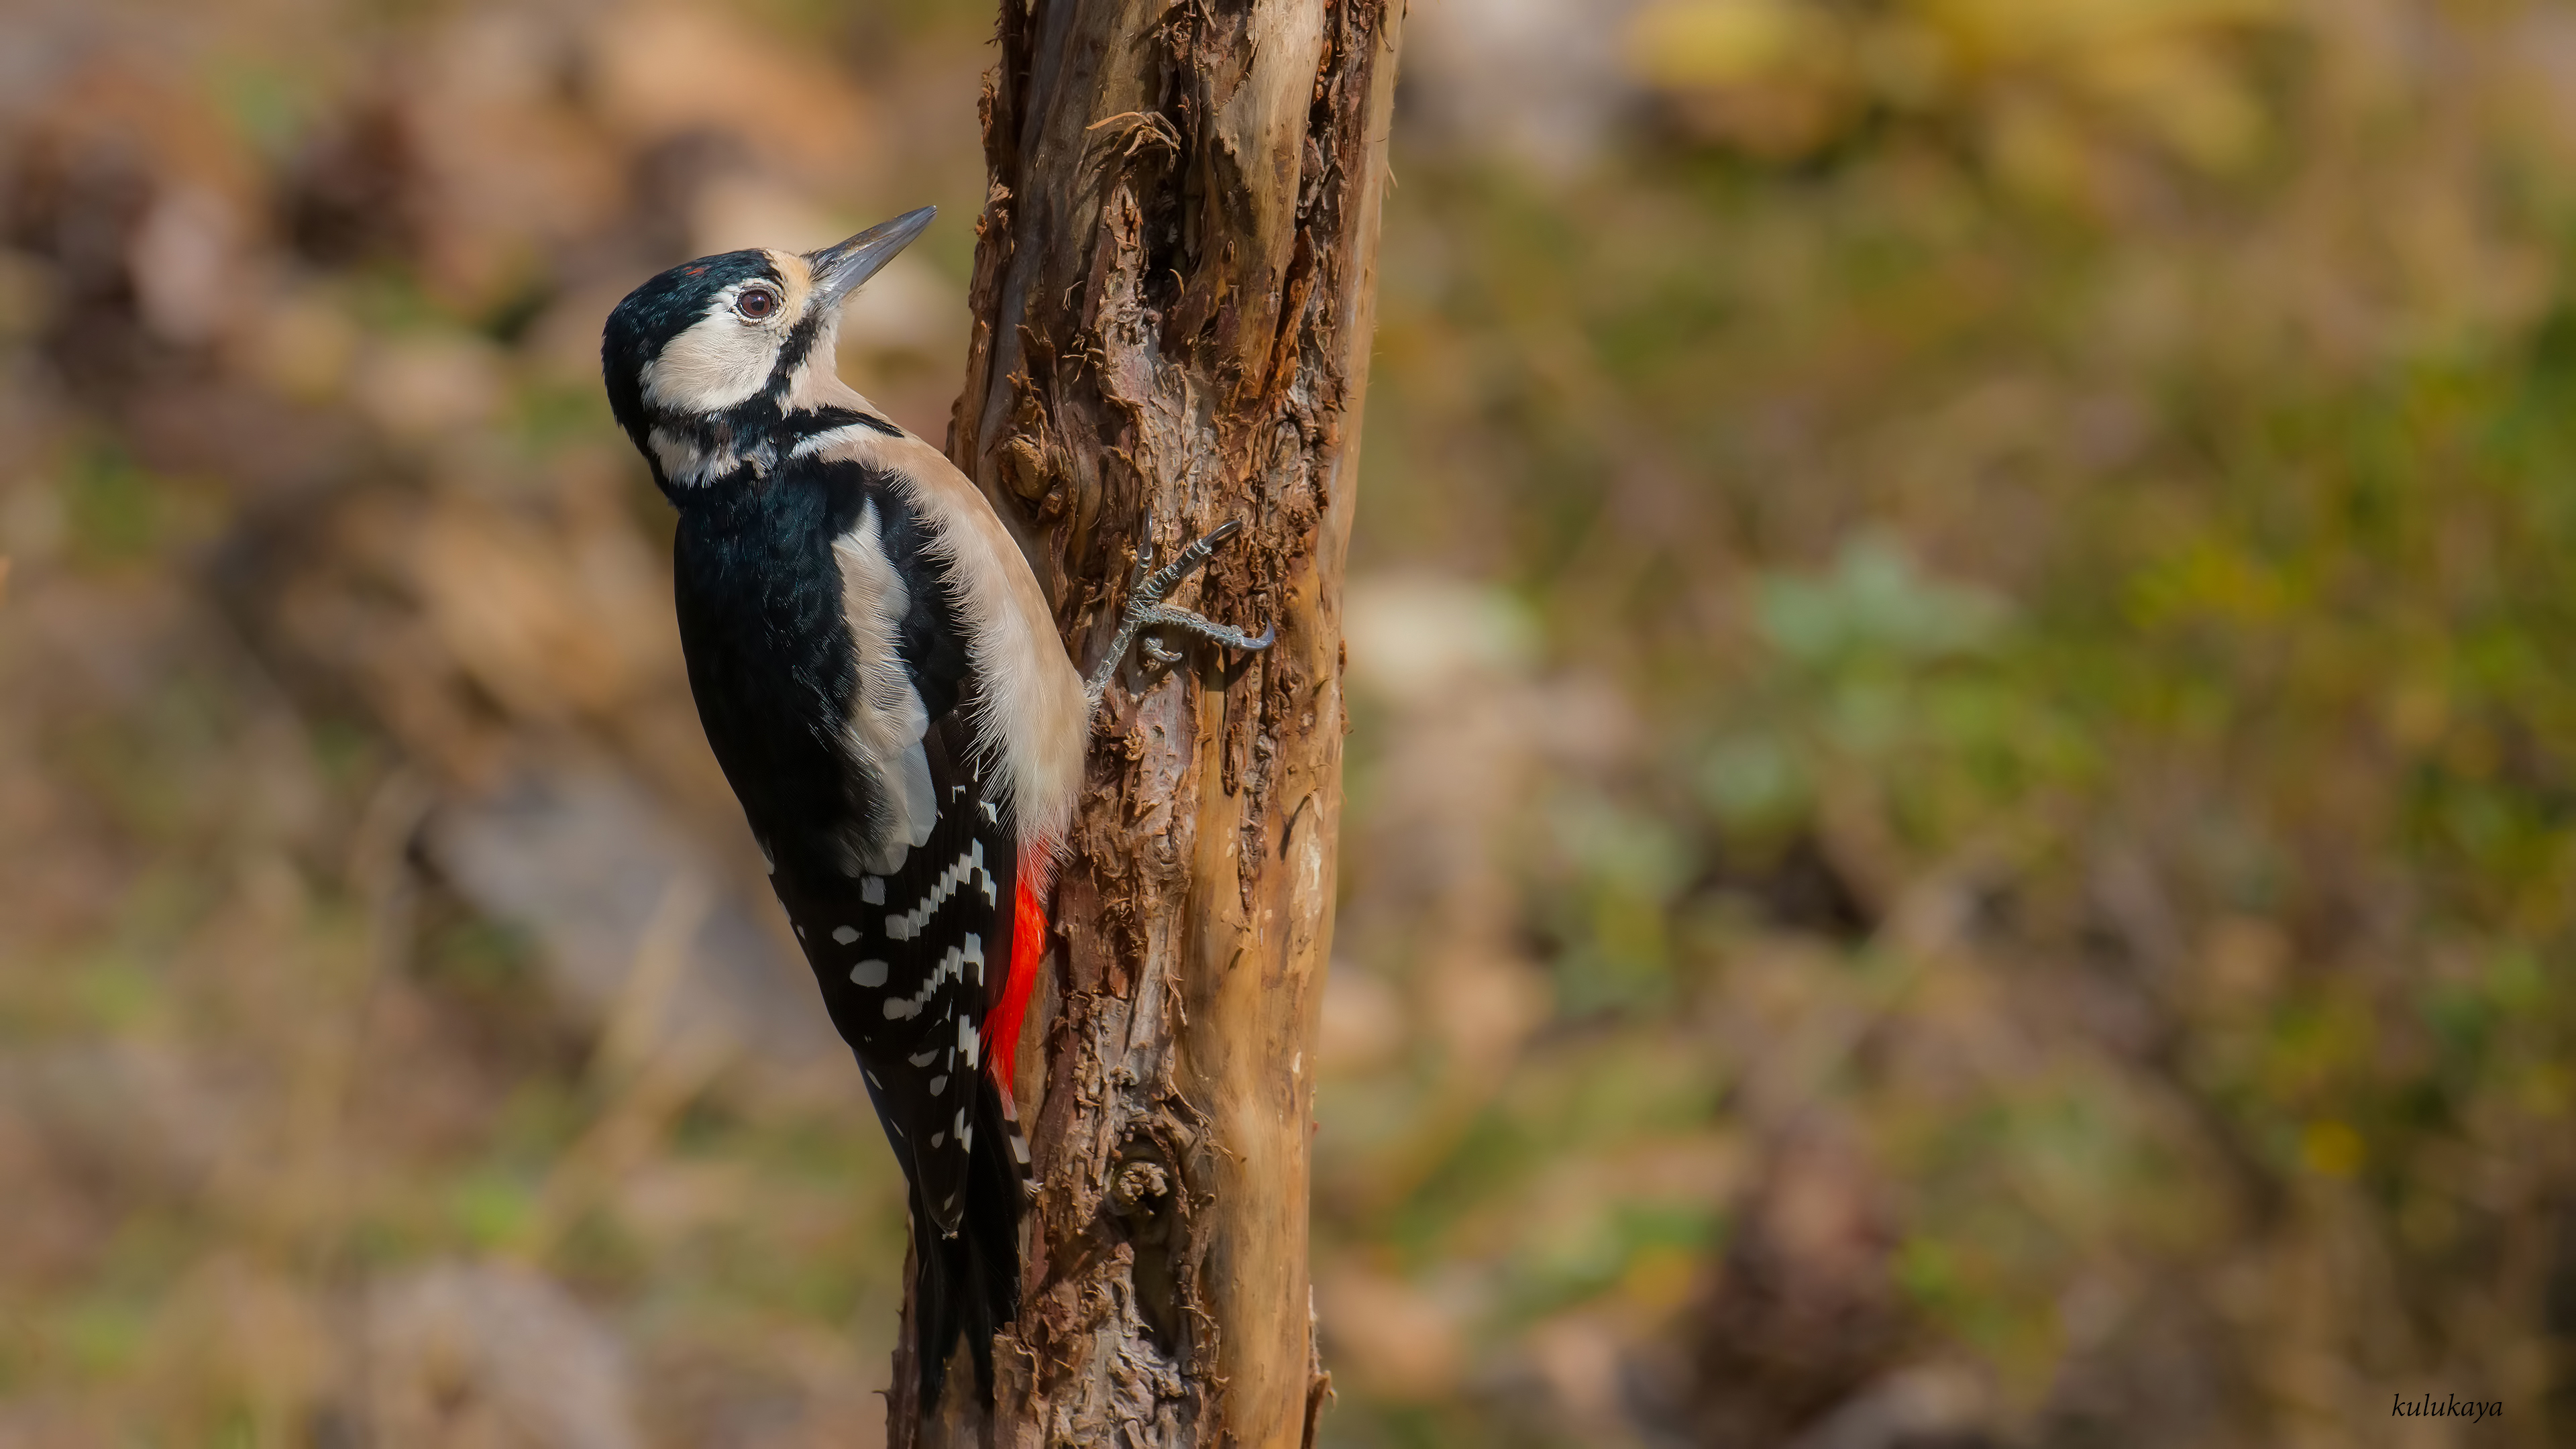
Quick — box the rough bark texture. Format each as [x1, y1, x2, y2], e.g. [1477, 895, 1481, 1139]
[888, 1, 1402, 1445]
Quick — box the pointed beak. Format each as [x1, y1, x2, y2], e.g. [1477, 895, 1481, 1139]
[807, 205, 936, 307]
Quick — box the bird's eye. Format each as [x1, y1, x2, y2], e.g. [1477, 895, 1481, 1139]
[736, 286, 780, 321]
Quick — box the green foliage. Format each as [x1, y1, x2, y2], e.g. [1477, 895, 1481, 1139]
[1325, 4, 2576, 1441]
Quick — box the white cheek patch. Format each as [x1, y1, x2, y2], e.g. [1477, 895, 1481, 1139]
[642, 305, 778, 413]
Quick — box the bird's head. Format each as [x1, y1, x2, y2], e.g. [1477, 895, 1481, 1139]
[602, 205, 933, 497]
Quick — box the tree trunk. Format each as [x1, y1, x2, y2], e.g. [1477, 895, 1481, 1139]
[888, 1, 1402, 1445]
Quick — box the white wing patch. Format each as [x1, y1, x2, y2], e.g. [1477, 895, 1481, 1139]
[797, 415, 1088, 848]
[833, 501, 938, 875]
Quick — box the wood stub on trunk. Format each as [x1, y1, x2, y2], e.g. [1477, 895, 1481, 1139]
[891, 1, 1403, 1445]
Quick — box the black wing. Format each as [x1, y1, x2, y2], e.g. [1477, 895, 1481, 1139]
[675, 449, 1030, 1403]
[672, 452, 1020, 1228]
[771, 713, 1020, 1231]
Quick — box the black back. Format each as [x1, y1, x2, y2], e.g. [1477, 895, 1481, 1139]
[672, 457, 965, 869]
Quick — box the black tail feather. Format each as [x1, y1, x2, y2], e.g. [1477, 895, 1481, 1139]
[911, 1073, 1026, 1409]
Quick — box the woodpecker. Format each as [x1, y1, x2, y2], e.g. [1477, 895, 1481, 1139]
[600, 207, 1269, 1407]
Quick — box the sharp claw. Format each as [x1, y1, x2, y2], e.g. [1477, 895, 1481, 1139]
[1142, 605, 1273, 653]
[1133, 520, 1244, 608]
[1086, 515, 1269, 701]
[1130, 511, 1158, 587]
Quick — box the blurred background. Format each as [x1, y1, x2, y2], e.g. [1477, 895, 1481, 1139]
[2, 0, 2573, 1444]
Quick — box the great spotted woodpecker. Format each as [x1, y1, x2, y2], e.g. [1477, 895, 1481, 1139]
[600, 207, 1269, 1406]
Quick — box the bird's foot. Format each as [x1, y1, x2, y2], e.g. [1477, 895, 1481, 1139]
[1086, 517, 1275, 705]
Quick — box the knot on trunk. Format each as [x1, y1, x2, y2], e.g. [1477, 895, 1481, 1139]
[1112, 1159, 1172, 1216]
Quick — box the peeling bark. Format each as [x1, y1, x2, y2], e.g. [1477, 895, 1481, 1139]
[890, 1, 1401, 1444]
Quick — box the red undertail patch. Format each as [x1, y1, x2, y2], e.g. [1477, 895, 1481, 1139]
[982, 849, 1048, 1093]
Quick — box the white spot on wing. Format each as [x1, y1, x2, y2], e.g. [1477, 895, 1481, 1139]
[928, 1075, 948, 1095]
[885, 842, 994, 939]
[831, 925, 859, 945]
[850, 959, 888, 987]
[861, 876, 885, 905]
[879, 935, 982, 1022]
